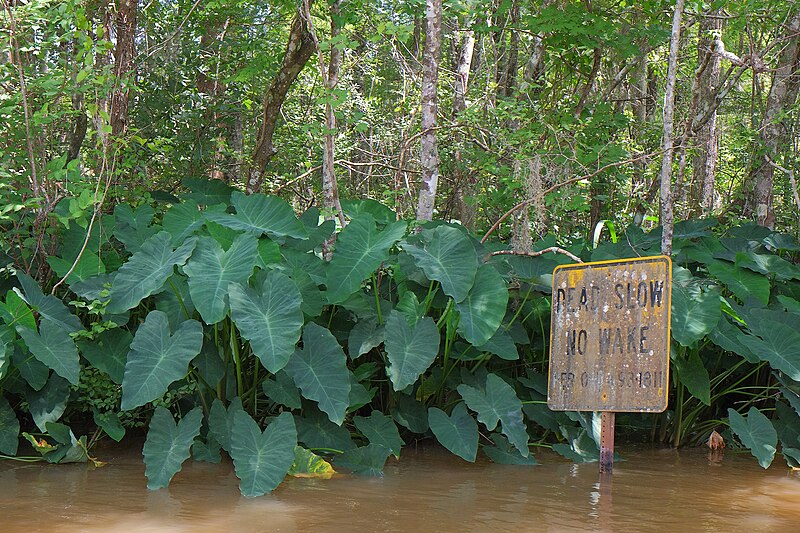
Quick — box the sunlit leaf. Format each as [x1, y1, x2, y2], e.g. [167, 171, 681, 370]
[457, 373, 529, 456]
[428, 403, 478, 462]
[385, 310, 439, 391]
[288, 446, 336, 478]
[728, 407, 777, 469]
[456, 264, 508, 346]
[285, 323, 350, 425]
[107, 232, 197, 313]
[230, 411, 297, 497]
[121, 311, 203, 410]
[402, 225, 478, 302]
[184, 234, 258, 324]
[143, 407, 203, 490]
[326, 215, 406, 304]
[229, 271, 303, 373]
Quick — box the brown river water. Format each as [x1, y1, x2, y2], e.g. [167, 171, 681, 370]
[1, 444, 798, 532]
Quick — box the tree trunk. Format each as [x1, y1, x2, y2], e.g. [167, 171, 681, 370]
[110, 0, 137, 137]
[748, 11, 800, 229]
[453, 19, 476, 228]
[689, 10, 723, 216]
[416, 0, 442, 221]
[248, 5, 316, 194]
[659, 0, 685, 256]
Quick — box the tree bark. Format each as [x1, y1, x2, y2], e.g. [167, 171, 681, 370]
[416, 0, 442, 221]
[248, 5, 316, 194]
[453, 19, 476, 228]
[748, 11, 800, 229]
[110, 0, 137, 137]
[659, 0, 685, 256]
[688, 10, 723, 216]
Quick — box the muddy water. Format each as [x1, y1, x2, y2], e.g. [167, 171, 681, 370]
[1, 445, 799, 532]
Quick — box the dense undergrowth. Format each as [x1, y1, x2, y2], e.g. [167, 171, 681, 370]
[1, 179, 799, 496]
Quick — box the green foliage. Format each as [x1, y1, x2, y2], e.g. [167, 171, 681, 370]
[1, 183, 798, 494]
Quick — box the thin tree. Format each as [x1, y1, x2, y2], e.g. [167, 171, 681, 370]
[659, 0, 685, 256]
[416, 0, 442, 221]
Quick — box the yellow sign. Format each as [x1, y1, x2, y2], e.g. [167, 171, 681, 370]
[547, 256, 672, 412]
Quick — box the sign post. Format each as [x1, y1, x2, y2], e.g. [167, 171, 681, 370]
[548, 256, 672, 473]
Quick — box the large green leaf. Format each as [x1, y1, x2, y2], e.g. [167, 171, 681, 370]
[353, 410, 404, 458]
[92, 408, 125, 442]
[207, 191, 307, 239]
[229, 271, 303, 373]
[708, 318, 759, 363]
[262, 370, 302, 409]
[16, 272, 82, 333]
[740, 310, 800, 381]
[184, 234, 258, 324]
[326, 216, 406, 303]
[0, 395, 19, 455]
[672, 351, 710, 406]
[47, 250, 105, 285]
[208, 397, 243, 453]
[77, 328, 131, 384]
[428, 403, 478, 462]
[113, 203, 158, 253]
[107, 232, 197, 313]
[402, 225, 478, 302]
[483, 433, 537, 465]
[335, 443, 392, 476]
[182, 177, 233, 206]
[295, 408, 356, 452]
[162, 200, 205, 246]
[475, 328, 519, 360]
[456, 264, 508, 346]
[671, 267, 721, 347]
[390, 394, 429, 433]
[348, 317, 384, 359]
[142, 406, 203, 490]
[17, 319, 80, 384]
[728, 407, 777, 469]
[706, 260, 770, 306]
[27, 374, 70, 431]
[285, 323, 351, 425]
[384, 310, 439, 391]
[12, 347, 49, 390]
[230, 411, 297, 497]
[457, 373, 529, 457]
[121, 311, 203, 410]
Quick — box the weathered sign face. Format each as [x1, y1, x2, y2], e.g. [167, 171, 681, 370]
[547, 256, 672, 412]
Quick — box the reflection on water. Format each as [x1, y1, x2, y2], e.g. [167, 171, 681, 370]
[1, 445, 799, 532]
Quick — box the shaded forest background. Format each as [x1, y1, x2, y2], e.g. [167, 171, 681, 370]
[2, 0, 800, 272]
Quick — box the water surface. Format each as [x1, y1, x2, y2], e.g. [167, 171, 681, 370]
[1, 445, 798, 532]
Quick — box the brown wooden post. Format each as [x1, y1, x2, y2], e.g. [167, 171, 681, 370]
[599, 411, 615, 474]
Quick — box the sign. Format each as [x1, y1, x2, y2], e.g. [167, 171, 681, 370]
[547, 256, 672, 412]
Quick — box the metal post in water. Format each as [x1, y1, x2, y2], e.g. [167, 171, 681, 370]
[599, 411, 615, 474]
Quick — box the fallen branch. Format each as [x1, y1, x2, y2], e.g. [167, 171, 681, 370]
[490, 247, 583, 264]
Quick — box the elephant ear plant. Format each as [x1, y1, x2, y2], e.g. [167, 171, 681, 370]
[1, 181, 800, 496]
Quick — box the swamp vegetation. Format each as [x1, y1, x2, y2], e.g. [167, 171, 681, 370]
[1, 0, 800, 497]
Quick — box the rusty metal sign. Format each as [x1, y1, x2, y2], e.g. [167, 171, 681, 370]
[547, 256, 672, 412]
